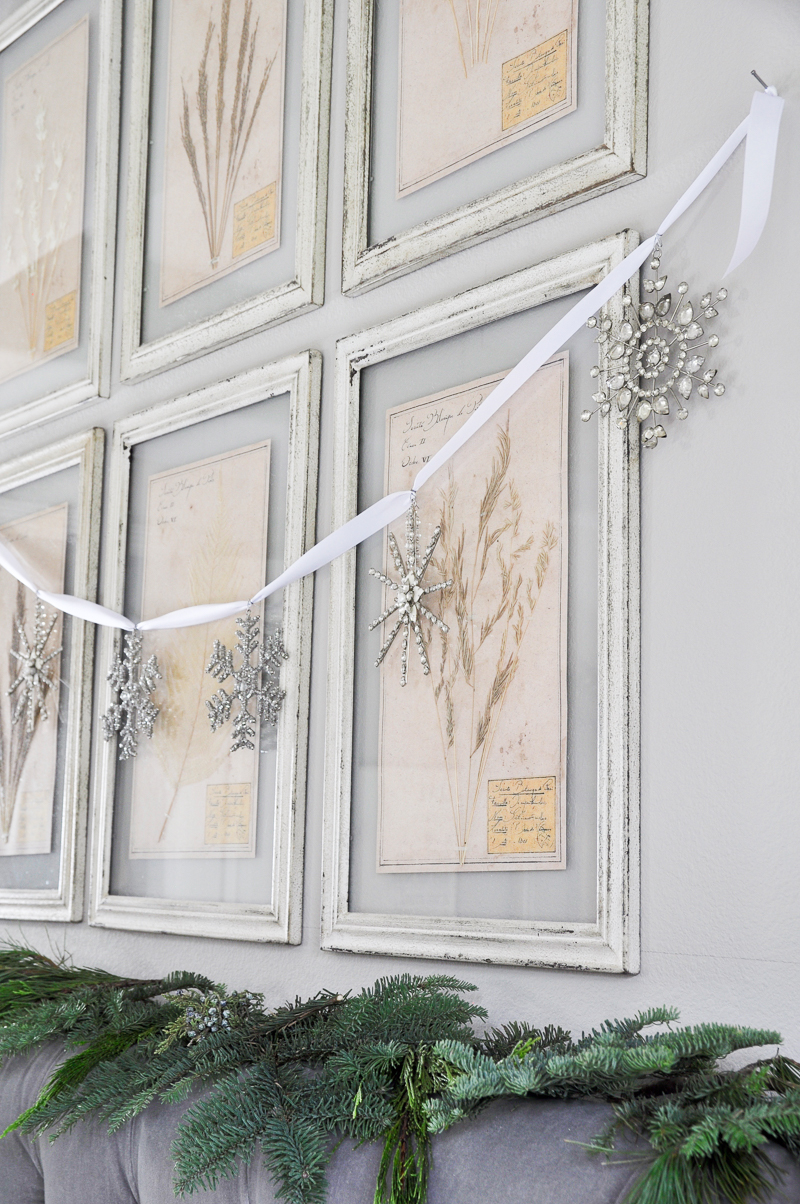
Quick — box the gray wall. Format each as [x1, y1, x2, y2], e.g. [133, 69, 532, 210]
[4, 0, 800, 1054]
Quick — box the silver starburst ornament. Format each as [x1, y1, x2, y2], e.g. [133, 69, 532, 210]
[101, 631, 161, 760]
[369, 500, 452, 686]
[582, 245, 727, 448]
[7, 599, 61, 734]
[205, 609, 288, 753]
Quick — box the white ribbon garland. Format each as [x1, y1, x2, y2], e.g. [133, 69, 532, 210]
[0, 88, 784, 634]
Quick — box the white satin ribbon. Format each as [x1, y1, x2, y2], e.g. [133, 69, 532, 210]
[36, 592, 137, 630]
[137, 601, 250, 632]
[0, 89, 784, 634]
[249, 491, 413, 606]
[725, 89, 784, 275]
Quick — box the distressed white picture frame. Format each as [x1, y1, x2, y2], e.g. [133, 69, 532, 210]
[342, 0, 648, 295]
[322, 233, 640, 971]
[0, 427, 104, 921]
[120, 0, 333, 382]
[0, 0, 121, 440]
[90, 352, 320, 942]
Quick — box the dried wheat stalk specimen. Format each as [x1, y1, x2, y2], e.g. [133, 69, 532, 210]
[428, 420, 557, 864]
[446, 0, 505, 76]
[180, 0, 276, 269]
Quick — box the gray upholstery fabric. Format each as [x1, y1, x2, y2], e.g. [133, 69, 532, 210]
[325, 1099, 647, 1204]
[2, 1044, 800, 1203]
[0, 1048, 50, 1204]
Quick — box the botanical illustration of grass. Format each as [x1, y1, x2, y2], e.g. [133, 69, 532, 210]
[445, 0, 505, 77]
[150, 494, 248, 843]
[5, 106, 74, 358]
[426, 419, 558, 865]
[0, 584, 59, 843]
[179, 0, 277, 269]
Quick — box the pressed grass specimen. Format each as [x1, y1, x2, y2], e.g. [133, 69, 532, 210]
[428, 419, 558, 865]
[179, 0, 277, 270]
[446, 0, 505, 76]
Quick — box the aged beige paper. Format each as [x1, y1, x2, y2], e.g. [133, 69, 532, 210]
[129, 441, 271, 858]
[377, 360, 568, 872]
[0, 19, 88, 383]
[160, 0, 286, 306]
[397, 0, 577, 196]
[0, 504, 68, 856]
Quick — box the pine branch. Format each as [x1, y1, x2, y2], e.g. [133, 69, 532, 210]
[0, 947, 796, 1204]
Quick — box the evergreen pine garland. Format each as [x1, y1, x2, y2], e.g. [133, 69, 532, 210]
[0, 944, 798, 1204]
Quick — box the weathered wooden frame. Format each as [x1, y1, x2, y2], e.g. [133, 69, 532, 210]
[0, 428, 104, 921]
[120, 0, 333, 382]
[342, 0, 649, 295]
[90, 353, 320, 942]
[0, 0, 121, 440]
[322, 233, 641, 971]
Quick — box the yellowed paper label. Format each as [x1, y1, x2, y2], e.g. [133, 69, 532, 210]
[487, 777, 557, 854]
[44, 290, 77, 352]
[502, 30, 569, 131]
[204, 783, 252, 847]
[232, 182, 277, 258]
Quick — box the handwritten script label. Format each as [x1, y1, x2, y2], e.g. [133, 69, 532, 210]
[44, 290, 77, 352]
[204, 783, 252, 847]
[501, 30, 568, 131]
[232, 182, 277, 258]
[487, 776, 557, 854]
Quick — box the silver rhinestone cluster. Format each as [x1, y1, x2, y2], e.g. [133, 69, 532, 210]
[582, 246, 727, 448]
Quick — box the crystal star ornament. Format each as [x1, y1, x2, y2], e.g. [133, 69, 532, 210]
[369, 500, 452, 686]
[205, 608, 288, 753]
[7, 599, 61, 734]
[101, 631, 161, 761]
[582, 245, 727, 448]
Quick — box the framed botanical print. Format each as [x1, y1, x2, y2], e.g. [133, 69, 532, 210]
[342, 0, 648, 294]
[89, 353, 319, 942]
[0, 0, 120, 440]
[0, 428, 104, 921]
[120, 0, 333, 381]
[322, 232, 640, 970]
[376, 363, 568, 874]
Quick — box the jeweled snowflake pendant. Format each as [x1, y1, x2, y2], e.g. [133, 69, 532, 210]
[7, 599, 61, 734]
[368, 500, 452, 686]
[583, 245, 727, 448]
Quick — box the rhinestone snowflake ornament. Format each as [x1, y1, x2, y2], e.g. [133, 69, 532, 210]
[205, 608, 288, 753]
[101, 631, 161, 760]
[369, 500, 452, 686]
[582, 246, 727, 448]
[7, 600, 61, 734]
